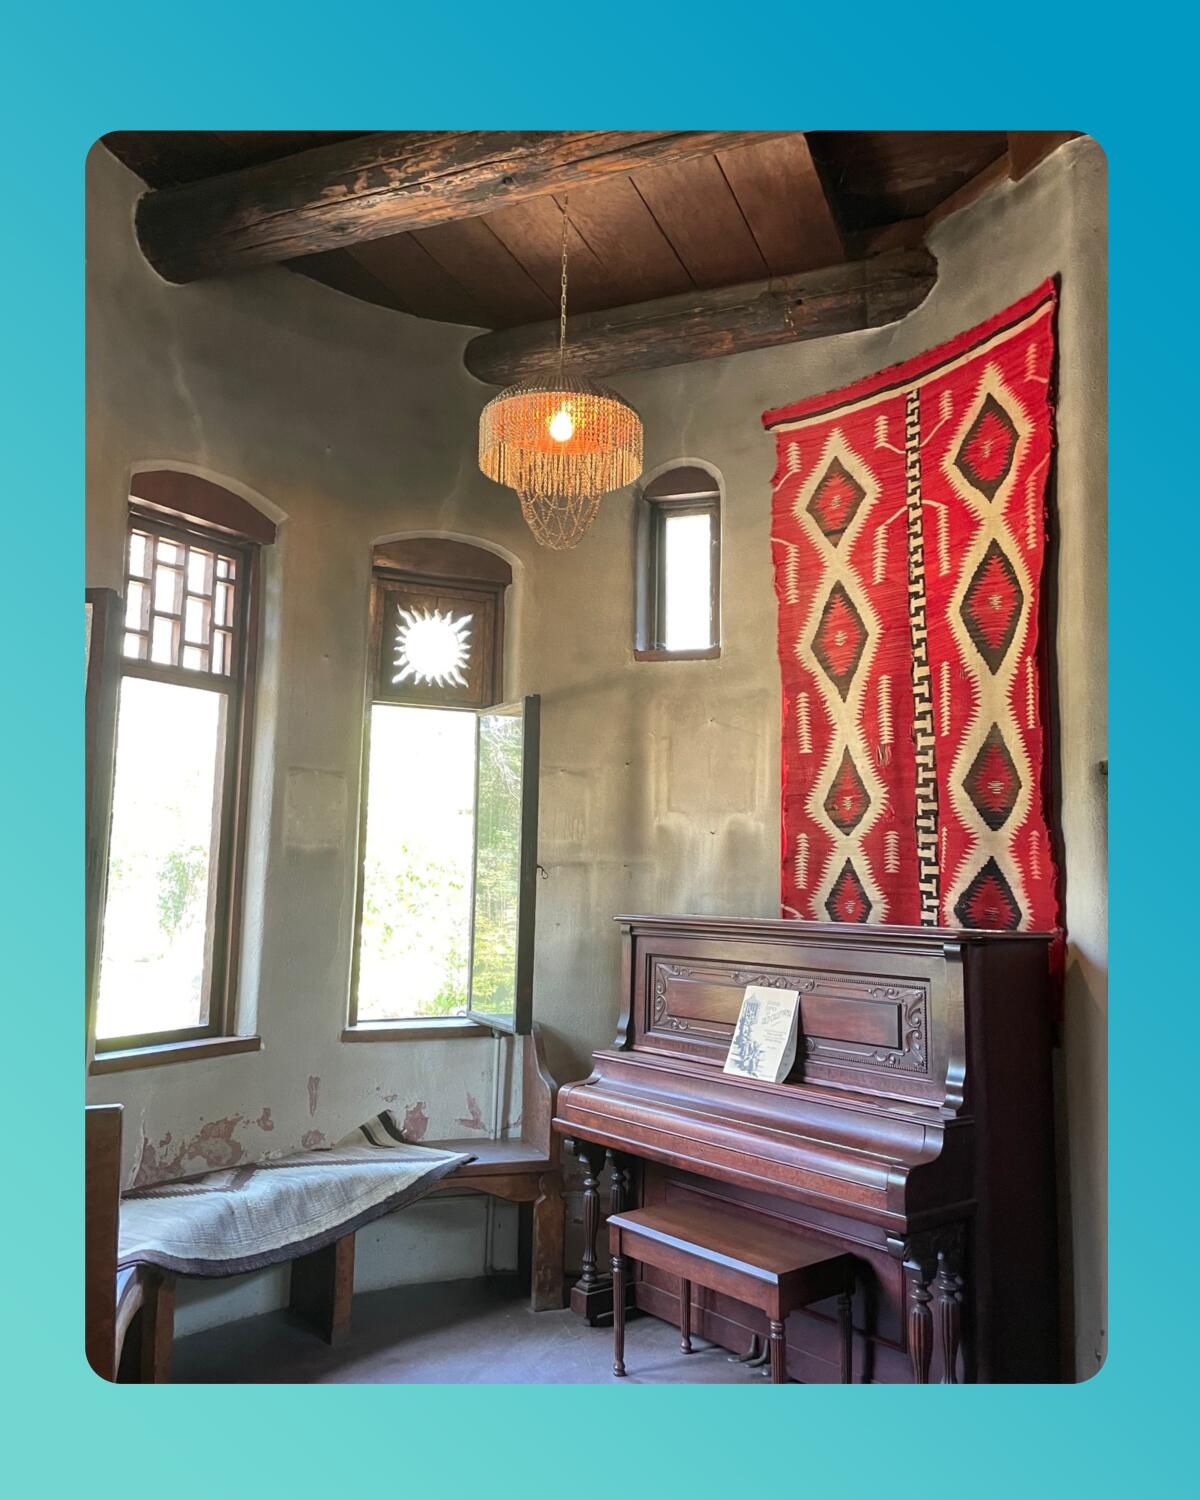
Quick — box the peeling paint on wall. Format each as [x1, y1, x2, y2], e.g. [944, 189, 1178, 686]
[133, 1115, 248, 1188]
[402, 1101, 429, 1141]
[256, 1107, 274, 1131]
[455, 1093, 487, 1132]
[301, 1129, 325, 1150]
[307, 1076, 320, 1116]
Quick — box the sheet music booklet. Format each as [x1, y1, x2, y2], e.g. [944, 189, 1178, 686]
[723, 985, 801, 1084]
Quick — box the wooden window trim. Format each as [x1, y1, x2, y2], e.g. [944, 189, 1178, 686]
[130, 470, 277, 546]
[89, 1035, 263, 1075]
[90, 490, 266, 1065]
[341, 1020, 494, 1043]
[347, 545, 509, 1037]
[635, 481, 722, 659]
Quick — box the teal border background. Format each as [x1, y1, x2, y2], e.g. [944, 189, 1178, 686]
[2, 1, 1189, 1493]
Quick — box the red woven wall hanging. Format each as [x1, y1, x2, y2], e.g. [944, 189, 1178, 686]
[764, 283, 1059, 931]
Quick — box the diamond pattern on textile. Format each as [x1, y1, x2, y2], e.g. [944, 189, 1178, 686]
[768, 283, 1058, 932]
[824, 748, 871, 834]
[825, 859, 873, 922]
[953, 855, 1022, 930]
[963, 723, 1022, 830]
[960, 540, 1025, 673]
[806, 457, 866, 545]
[812, 582, 869, 700]
[954, 393, 1019, 500]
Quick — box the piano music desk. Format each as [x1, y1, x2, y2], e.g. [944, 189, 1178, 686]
[608, 1199, 855, 1383]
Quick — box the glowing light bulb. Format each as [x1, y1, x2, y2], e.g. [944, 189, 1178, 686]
[548, 406, 574, 442]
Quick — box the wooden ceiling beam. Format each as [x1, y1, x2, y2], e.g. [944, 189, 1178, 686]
[463, 247, 937, 386]
[134, 130, 791, 284]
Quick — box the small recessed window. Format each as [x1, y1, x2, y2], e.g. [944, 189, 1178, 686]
[635, 465, 721, 660]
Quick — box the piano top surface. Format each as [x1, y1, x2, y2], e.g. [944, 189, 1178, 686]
[614, 913, 1057, 943]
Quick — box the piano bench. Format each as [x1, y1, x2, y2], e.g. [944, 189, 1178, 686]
[608, 1200, 856, 1384]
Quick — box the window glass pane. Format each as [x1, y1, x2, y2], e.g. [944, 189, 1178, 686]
[125, 580, 148, 631]
[187, 549, 213, 593]
[357, 705, 475, 1021]
[663, 510, 713, 650]
[128, 531, 150, 577]
[469, 709, 524, 1024]
[184, 595, 210, 644]
[154, 564, 182, 614]
[96, 677, 225, 1039]
[150, 615, 177, 664]
[213, 629, 232, 676]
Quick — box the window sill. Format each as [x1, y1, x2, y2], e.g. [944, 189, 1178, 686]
[342, 1018, 494, 1043]
[633, 646, 721, 662]
[89, 1035, 262, 1074]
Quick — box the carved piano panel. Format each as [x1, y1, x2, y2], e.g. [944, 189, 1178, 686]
[635, 928, 960, 1107]
[648, 959, 929, 1080]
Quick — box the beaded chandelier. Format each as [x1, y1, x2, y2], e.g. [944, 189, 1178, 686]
[479, 199, 643, 549]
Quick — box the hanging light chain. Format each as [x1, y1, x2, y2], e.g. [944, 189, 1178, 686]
[557, 195, 570, 384]
[476, 190, 645, 550]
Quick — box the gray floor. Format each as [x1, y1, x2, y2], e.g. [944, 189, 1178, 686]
[172, 1276, 766, 1384]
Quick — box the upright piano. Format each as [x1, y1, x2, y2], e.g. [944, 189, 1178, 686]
[554, 915, 1059, 1383]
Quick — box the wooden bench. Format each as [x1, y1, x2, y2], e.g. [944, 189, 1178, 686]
[608, 1199, 856, 1384]
[86, 1027, 565, 1382]
[425, 1023, 565, 1314]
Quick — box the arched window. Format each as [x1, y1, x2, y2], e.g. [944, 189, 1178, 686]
[635, 465, 721, 660]
[348, 539, 539, 1039]
[90, 471, 276, 1063]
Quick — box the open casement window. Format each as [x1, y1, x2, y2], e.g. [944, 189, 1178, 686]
[466, 697, 540, 1034]
[90, 474, 274, 1062]
[349, 542, 538, 1038]
[635, 465, 721, 660]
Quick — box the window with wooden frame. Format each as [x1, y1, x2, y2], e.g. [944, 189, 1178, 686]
[635, 465, 721, 660]
[347, 540, 540, 1041]
[90, 472, 273, 1066]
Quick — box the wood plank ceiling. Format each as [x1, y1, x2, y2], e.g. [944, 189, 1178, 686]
[103, 130, 1010, 332]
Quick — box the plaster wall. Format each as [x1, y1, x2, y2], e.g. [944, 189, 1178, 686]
[523, 138, 1107, 1379]
[86, 138, 1105, 1371]
[85, 143, 551, 1322]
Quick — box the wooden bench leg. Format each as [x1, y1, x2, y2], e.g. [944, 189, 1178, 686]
[531, 1172, 566, 1311]
[140, 1270, 175, 1384]
[612, 1253, 627, 1377]
[290, 1232, 355, 1344]
[839, 1291, 853, 1383]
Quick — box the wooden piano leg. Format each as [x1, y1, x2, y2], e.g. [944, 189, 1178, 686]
[905, 1253, 934, 1384]
[936, 1249, 964, 1384]
[679, 1277, 693, 1353]
[608, 1148, 631, 1215]
[768, 1318, 787, 1384]
[569, 1140, 609, 1324]
[612, 1253, 627, 1377]
[838, 1291, 853, 1384]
